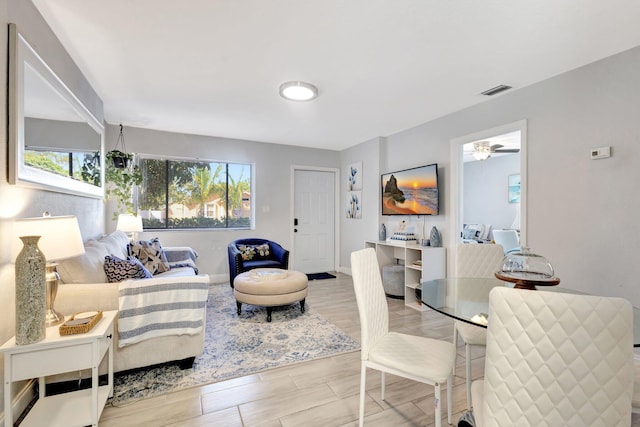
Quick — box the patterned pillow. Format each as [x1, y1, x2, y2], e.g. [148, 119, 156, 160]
[128, 238, 170, 275]
[104, 255, 152, 283]
[237, 243, 271, 261]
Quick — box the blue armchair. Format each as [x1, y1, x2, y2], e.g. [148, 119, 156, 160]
[228, 238, 290, 288]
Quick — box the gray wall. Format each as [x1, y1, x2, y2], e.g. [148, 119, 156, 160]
[344, 45, 640, 306]
[0, 0, 106, 419]
[106, 124, 340, 282]
[339, 137, 381, 272]
[464, 154, 520, 232]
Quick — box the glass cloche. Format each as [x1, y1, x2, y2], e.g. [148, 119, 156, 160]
[495, 247, 560, 290]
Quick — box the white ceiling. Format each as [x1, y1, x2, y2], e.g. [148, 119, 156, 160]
[32, 0, 640, 151]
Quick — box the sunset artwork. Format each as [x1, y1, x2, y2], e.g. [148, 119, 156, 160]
[381, 164, 439, 215]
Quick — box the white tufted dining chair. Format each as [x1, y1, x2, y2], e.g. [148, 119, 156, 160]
[471, 287, 634, 427]
[491, 229, 520, 254]
[453, 243, 505, 410]
[351, 248, 455, 427]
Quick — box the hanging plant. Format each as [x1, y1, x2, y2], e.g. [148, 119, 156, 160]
[107, 124, 132, 169]
[107, 149, 131, 169]
[105, 125, 142, 219]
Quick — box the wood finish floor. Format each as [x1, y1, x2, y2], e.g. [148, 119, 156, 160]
[97, 273, 485, 426]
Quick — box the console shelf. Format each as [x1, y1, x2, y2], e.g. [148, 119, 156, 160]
[365, 240, 446, 311]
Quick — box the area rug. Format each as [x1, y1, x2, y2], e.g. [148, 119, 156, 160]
[108, 283, 359, 406]
[306, 272, 337, 280]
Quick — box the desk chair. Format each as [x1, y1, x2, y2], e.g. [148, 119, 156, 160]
[454, 243, 504, 410]
[351, 248, 455, 427]
[472, 287, 633, 427]
[491, 229, 519, 254]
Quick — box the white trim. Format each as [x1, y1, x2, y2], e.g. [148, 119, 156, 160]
[8, 24, 105, 199]
[290, 165, 341, 272]
[449, 120, 528, 270]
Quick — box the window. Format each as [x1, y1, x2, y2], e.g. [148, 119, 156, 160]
[137, 158, 252, 229]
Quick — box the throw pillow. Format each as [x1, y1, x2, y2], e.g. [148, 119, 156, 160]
[104, 255, 152, 283]
[128, 237, 170, 275]
[237, 243, 271, 261]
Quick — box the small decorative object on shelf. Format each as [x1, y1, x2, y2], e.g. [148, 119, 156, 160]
[389, 232, 417, 242]
[379, 223, 386, 241]
[429, 226, 442, 247]
[15, 236, 46, 345]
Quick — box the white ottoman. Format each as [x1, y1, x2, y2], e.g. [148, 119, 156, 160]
[233, 268, 308, 322]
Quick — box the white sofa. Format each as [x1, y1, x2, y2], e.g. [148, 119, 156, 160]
[55, 231, 210, 374]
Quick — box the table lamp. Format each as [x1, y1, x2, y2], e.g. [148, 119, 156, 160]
[12, 215, 85, 326]
[116, 213, 143, 240]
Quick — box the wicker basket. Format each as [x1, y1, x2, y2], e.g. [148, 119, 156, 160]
[59, 311, 103, 336]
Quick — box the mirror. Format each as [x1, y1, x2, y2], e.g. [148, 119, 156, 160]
[8, 23, 104, 198]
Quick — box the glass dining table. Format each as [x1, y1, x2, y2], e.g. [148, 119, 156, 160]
[419, 277, 640, 347]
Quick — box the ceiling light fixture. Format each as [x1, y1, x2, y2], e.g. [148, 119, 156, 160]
[279, 81, 318, 101]
[473, 151, 491, 161]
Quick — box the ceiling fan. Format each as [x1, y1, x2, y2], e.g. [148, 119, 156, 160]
[472, 141, 520, 160]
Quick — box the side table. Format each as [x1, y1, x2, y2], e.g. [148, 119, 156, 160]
[1, 310, 116, 427]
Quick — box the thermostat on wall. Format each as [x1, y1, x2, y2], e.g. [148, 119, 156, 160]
[590, 146, 611, 160]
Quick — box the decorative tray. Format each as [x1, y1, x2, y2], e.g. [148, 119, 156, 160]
[59, 311, 103, 335]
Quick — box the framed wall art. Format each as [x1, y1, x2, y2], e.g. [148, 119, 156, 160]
[347, 161, 362, 191]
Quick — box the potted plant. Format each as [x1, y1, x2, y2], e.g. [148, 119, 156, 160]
[107, 124, 132, 169]
[105, 125, 142, 219]
[105, 156, 142, 220]
[107, 149, 132, 169]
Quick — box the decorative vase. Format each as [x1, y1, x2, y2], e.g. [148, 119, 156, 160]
[15, 236, 46, 345]
[379, 224, 387, 241]
[429, 226, 442, 247]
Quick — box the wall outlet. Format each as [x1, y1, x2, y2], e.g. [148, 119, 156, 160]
[590, 146, 611, 159]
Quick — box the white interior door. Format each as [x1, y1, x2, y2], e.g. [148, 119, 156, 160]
[293, 169, 335, 273]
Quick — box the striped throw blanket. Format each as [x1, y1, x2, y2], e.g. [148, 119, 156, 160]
[118, 275, 210, 347]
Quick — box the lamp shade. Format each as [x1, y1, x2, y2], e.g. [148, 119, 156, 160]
[11, 215, 85, 262]
[116, 214, 143, 233]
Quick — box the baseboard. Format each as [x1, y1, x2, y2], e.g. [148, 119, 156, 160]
[0, 379, 36, 425]
[337, 266, 352, 276]
[208, 273, 229, 284]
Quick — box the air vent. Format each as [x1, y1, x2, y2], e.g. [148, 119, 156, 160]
[481, 84, 512, 96]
